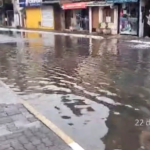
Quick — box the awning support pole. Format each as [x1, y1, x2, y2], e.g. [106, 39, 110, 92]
[89, 7, 92, 33]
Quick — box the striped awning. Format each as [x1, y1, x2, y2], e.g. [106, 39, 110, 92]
[62, 2, 87, 10]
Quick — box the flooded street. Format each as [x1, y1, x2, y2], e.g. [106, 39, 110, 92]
[0, 31, 150, 150]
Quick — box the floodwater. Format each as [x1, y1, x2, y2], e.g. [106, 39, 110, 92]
[0, 31, 150, 150]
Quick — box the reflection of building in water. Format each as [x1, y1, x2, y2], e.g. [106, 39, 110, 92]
[76, 39, 118, 87]
[25, 32, 44, 61]
[0, 45, 13, 78]
[42, 34, 55, 48]
[102, 112, 143, 150]
[98, 39, 118, 56]
[43, 36, 89, 75]
[113, 45, 150, 98]
[24, 32, 55, 62]
[23, 33, 55, 80]
[140, 131, 150, 150]
[89, 39, 118, 56]
[77, 38, 90, 56]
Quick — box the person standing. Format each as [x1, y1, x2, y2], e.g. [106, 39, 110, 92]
[84, 16, 89, 30]
[5, 17, 8, 26]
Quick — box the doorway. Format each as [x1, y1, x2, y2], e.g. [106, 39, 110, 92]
[75, 8, 89, 30]
[65, 10, 72, 29]
[92, 7, 99, 32]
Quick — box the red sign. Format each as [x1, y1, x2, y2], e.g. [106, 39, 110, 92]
[62, 2, 87, 10]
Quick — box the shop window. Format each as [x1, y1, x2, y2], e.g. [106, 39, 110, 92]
[119, 2, 138, 35]
[103, 7, 114, 23]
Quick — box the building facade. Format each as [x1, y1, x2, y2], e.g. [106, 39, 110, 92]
[87, 1, 118, 34]
[16, 0, 150, 37]
[60, 0, 118, 34]
[18, 0, 61, 30]
[106, 0, 146, 37]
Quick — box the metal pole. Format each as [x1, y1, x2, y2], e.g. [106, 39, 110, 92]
[6, 10, 8, 26]
[89, 7, 92, 33]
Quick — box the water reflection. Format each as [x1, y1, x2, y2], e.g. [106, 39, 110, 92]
[0, 32, 150, 150]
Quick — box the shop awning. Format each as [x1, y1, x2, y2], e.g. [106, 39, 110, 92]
[42, 0, 59, 4]
[106, 0, 138, 3]
[62, 2, 87, 10]
[86, 1, 113, 7]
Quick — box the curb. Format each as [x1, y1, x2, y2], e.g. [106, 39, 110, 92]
[0, 80, 85, 150]
[21, 100, 84, 150]
[0, 27, 103, 40]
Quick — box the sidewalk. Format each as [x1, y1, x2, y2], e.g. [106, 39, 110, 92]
[0, 26, 103, 40]
[0, 82, 72, 150]
[0, 26, 143, 40]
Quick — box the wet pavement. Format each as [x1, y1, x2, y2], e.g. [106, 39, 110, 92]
[0, 31, 150, 150]
[0, 81, 71, 150]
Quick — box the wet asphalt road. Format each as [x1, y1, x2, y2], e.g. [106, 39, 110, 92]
[0, 31, 150, 150]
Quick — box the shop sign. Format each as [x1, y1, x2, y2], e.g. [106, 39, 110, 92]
[19, 0, 26, 7]
[27, 0, 42, 7]
[62, 2, 87, 10]
[19, 0, 42, 7]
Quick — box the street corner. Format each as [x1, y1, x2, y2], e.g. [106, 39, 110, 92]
[0, 102, 74, 150]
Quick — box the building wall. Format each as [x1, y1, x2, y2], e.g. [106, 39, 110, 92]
[54, 4, 61, 30]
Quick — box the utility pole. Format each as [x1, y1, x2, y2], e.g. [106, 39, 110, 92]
[0, 0, 4, 26]
[12, 0, 22, 27]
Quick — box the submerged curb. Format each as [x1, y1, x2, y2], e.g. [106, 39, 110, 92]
[0, 80, 85, 150]
[0, 27, 103, 40]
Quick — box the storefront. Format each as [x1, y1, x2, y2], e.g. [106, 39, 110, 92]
[87, 1, 118, 34]
[19, 0, 56, 30]
[119, 2, 139, 35]
[62, 2, 89, 31]
[106, 0, 140, 36]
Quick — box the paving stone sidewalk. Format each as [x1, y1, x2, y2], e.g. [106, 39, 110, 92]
[0, 103, 72, 150]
